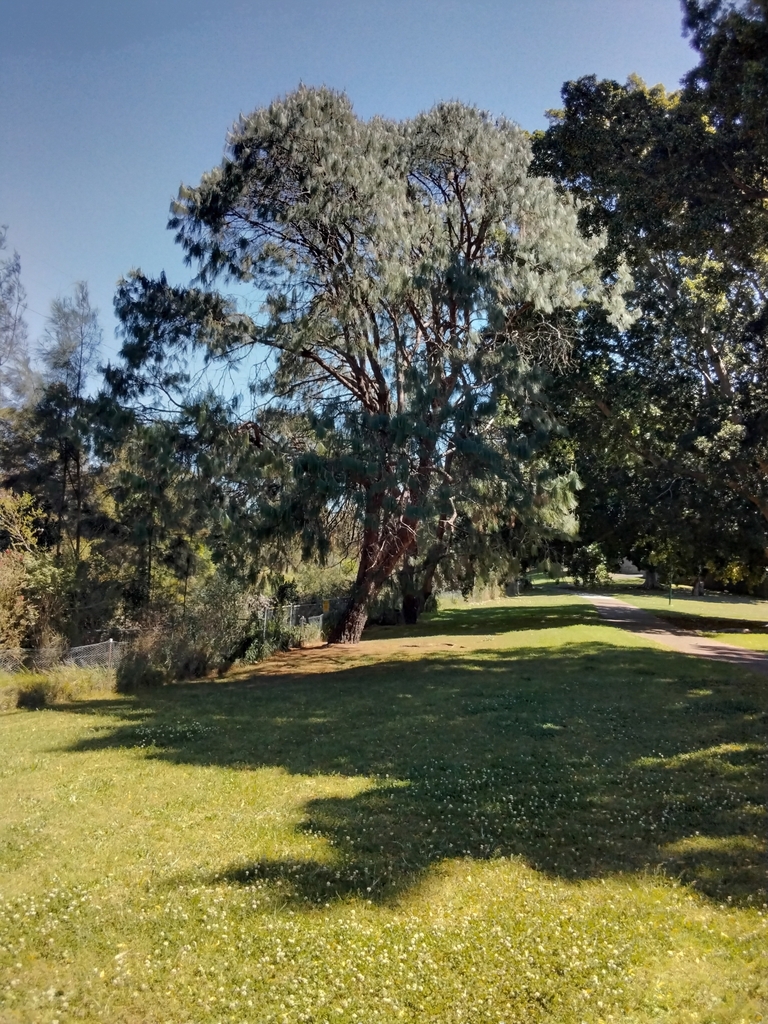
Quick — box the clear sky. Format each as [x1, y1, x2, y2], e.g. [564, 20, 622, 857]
[1, 0, 696, 361]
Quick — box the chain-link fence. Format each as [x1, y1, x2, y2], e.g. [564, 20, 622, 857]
[257, 598, 351, 642]
[0, 639, 125, 674]
[0, 598, 352, 674]
[260, 598, 347, 630]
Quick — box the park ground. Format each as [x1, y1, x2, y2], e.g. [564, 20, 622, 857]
[1, 590, 767, 1024]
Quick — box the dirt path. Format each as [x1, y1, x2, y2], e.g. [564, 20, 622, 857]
[581, 594, 768, 676]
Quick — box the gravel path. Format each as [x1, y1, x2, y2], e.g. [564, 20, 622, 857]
[580, 593, 768, 677]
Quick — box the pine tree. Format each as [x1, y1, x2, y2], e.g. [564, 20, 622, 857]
[0, 228, 33, 407]
[37, 282, 102, 561]
[116, 88, 628, 642]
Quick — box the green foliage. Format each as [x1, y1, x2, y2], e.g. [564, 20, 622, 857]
[290, 558, 357, 601]
[0, 490, 63, 646]
[569, 543, 611, 588]
[272, 574, 300, 606]
[115, 649, 168, 692]
[0, 283, 123, 643]
[182, 570, 263, 671]
[115, 87, 629, 641]
[0, 549, 28, 647]
[533, 0, 768, 274]
[533, 0, 768, 576]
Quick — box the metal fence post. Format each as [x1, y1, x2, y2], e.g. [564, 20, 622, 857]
[108, 639, 114, 670]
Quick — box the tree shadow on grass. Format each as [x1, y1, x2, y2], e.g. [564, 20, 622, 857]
[365, 598, 597, 640]
[61, 635, 767, 907]
[649, 611, 768, 634]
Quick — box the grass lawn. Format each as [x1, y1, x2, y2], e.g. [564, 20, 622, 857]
[709, 633, 768, 651]
[601, 584, 768, 649]
[613, 585, 768, 623]
[1, 594, 766, 1024]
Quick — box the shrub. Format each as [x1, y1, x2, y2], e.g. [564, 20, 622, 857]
[569, 544, 612, 589]
[16, 677, 51, 709]
[0, 549, 30, 647]
[244, 620, 305, 663]
[179, 571, 264, 673]
[115, 648, 168, 692]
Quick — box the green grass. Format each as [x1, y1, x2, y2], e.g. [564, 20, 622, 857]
[604, 585, 768, 644]
[1, 594, 766, 1024]
[613, 585, 768, 623]
[710, 632, 768, 650]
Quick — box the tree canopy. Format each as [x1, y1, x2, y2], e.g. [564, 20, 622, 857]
[114, 89, 627, 640]
[0, 227, 32, 408]
[532, 0, 768, 582]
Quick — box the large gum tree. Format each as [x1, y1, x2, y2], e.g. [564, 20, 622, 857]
[115, 87, 626, 642]
[531, 1, 768, 540]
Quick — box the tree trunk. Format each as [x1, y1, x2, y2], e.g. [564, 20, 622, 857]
[330, 513, 419, 643]
[329, 567, 384, 644]
[74, 453, 82, 562]
[330, 593, 373, 644]
[55, 442, 68, 559]
[642, 569, 661, 589]
[400, 558, 421, 624]
[418, 551, 442, 617]
[145, 519, 154, 609]
[400, 527, 452, 625]
[397, 542, 450, 625]
[401, 594, 419, 624]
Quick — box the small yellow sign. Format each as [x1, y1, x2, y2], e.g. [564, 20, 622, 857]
[322, 600, 330, 613]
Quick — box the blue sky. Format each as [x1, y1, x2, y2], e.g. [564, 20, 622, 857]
[1, 0, 695, 362]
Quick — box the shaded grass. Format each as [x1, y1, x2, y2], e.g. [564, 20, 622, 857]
[367, 590, 598, 639]
[1, 596, 766, 1023]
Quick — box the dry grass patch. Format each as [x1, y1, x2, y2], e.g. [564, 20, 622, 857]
[0, 666, 116, 712]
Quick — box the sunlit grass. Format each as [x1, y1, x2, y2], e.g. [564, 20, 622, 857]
[1, 596, 766, 1023]
[616, 587, 768, 623]
[709, 632, 768, 650]
[0, 666, 115, 713]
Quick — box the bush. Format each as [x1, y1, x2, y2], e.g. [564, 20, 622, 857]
[0, 549, 30, 648]
[243, 620, 305, 663]
[115, 570, 322, 680]
[569, 544, 612, 589]
[16, 678, 51, 709]
[179, 571, 264, 673]
[115, 648, 168, 692]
